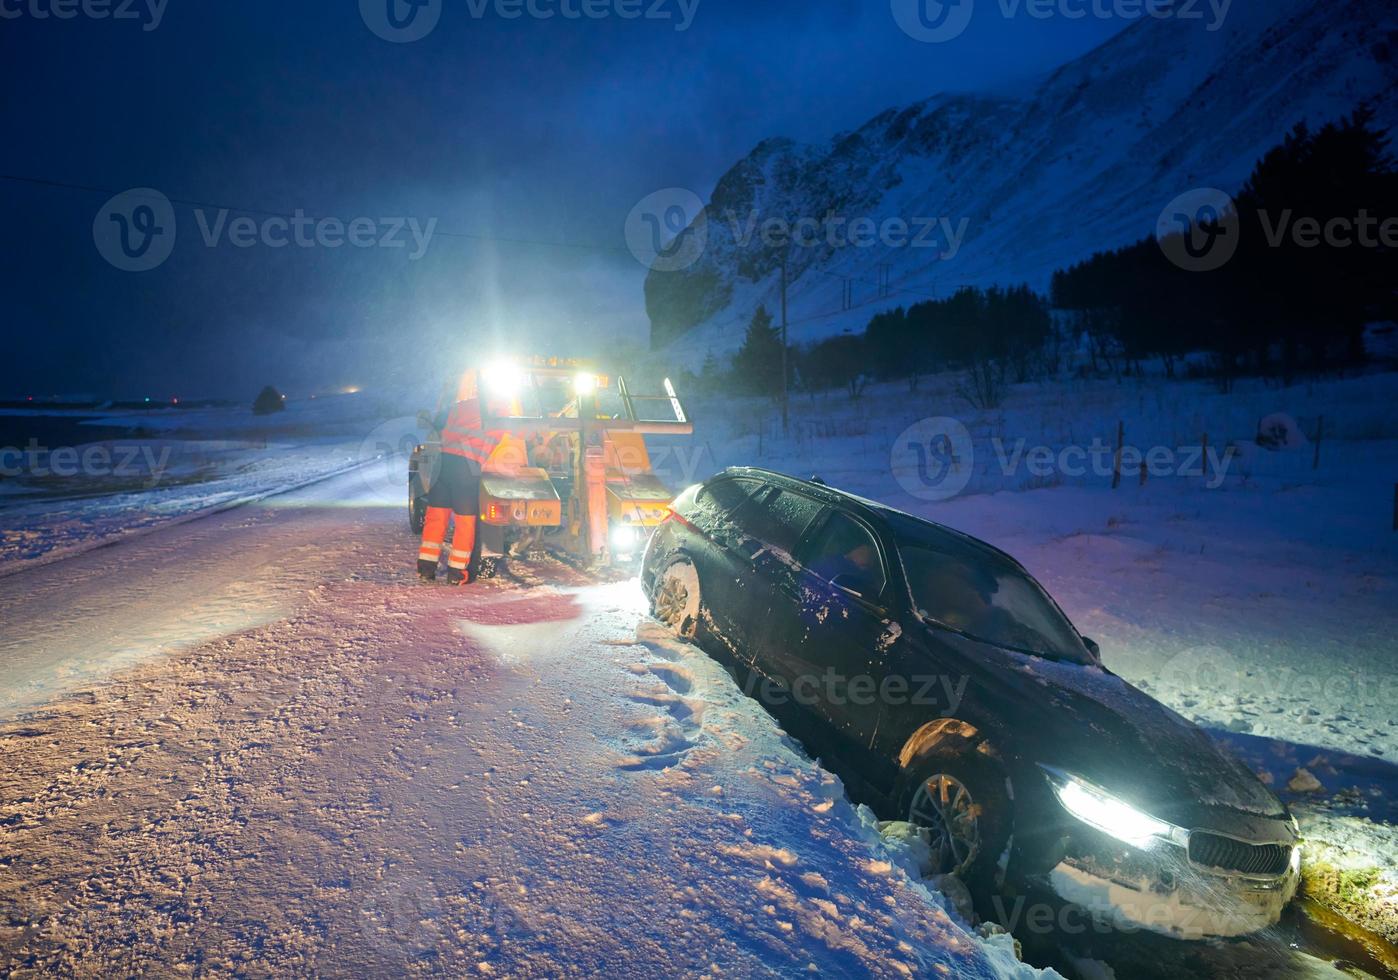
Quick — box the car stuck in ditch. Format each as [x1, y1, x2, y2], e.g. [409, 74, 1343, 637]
[642, 467, 1301, 940]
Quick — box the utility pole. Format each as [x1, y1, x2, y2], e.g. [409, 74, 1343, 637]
[780, 251, 790, 435]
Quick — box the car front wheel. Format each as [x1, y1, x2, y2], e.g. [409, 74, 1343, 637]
[899, 747, 1013, 903]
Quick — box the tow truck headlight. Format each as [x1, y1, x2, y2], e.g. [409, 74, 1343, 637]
[574, 372, 598, 395]
[610, 524, 640, 554]
[1041, 766, 1178, 848]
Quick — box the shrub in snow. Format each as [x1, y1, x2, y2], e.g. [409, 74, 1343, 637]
[253, 385, 287, 415]
[1256, 413, 1307, 451]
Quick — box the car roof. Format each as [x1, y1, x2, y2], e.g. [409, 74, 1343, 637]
[712, 466, 1024, 570]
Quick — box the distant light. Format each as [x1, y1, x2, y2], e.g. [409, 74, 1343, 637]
[342, 386, 360, 395]
[574, 372, 598, 396]
[144, 397, 151, 403]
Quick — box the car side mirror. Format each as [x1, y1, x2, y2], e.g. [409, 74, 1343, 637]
[1082, 636, 1101, 659]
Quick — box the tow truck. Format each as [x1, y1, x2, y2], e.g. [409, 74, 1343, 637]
[408, 358, 694, 570]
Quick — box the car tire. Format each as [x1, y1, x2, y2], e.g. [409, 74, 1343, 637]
[897, 745, 1013, 907]
[651, 559, 703, 641]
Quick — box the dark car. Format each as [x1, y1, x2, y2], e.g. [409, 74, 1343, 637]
[641, 468, 1299, 940]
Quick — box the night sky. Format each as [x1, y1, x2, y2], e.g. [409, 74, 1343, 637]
[2, 1, 1122, 400]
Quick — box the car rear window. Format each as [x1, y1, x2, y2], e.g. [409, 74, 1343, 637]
[731, 488, 824, 557]
[803, 512, 887, 598]
[689, 477, 761, 520]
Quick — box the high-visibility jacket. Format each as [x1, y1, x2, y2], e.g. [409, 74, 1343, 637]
[441, 397, 500, 465]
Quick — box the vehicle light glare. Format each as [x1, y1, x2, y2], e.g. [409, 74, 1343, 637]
[1046, 769, 1172, 847]
[483, 360, 523, 395]
[574, 372, 598, 395]
[610, 524, 639, 554]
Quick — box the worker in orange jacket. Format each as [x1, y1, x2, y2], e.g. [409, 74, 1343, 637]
[418, 368, 502, 585]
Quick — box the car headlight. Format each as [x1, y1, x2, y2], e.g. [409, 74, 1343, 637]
[1041, 766, 1181, 848]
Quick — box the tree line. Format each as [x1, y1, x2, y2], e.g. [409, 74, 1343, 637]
[684, 109, 1394, 405]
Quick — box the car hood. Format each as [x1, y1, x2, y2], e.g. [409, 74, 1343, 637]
[930, 628, 1289, 826]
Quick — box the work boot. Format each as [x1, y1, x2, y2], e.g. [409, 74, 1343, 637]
[446, 566, 470, 586]
[417, 559, 438, 583]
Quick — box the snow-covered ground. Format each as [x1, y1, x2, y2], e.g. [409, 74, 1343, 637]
[0, 468, 1042, 978]
[0, 393, 420, 576]
[2, 367, 1396, 975]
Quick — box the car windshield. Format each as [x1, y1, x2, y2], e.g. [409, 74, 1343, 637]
[896, 528, 1091, 664]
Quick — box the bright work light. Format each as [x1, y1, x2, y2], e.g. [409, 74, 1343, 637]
[483, 359, 524, 395]
[574, 372, 598, 395]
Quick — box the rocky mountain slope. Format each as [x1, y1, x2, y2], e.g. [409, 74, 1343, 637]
[645, 0, 1398, 356]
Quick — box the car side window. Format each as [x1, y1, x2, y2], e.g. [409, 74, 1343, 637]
[695, 477, 761, 516]
[803, 512, 887, 599]
[730, 488, 824, 557]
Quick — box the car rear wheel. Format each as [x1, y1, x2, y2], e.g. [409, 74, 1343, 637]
[652, 559, 702, 640]
[899, 747, 1012, 902]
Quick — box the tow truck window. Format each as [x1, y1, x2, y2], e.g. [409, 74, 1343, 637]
[804, 512, 886, 599]
[731, 488, 823, 557]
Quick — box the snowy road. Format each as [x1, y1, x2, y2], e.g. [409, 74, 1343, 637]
[0, 467, 1038, 977]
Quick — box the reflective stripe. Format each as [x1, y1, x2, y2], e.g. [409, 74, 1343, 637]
[419, 544, 442, 559]
[447, 551, 470, 569]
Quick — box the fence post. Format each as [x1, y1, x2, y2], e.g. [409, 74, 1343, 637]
[1111, 420, 1124, 490]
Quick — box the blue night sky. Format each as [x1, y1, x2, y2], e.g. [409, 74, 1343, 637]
[2, 1, 1122, 399]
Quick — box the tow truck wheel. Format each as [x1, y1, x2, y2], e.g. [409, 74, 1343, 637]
[899, 747, 1012, 904]
[652, 559, 702, 640]
[409, 489, 427, 534]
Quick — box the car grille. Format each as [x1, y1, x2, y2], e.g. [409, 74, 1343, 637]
[1188, 832, 1291, 876]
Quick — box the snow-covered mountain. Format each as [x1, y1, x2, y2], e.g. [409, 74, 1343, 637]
[645, 0, 1398, 356]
